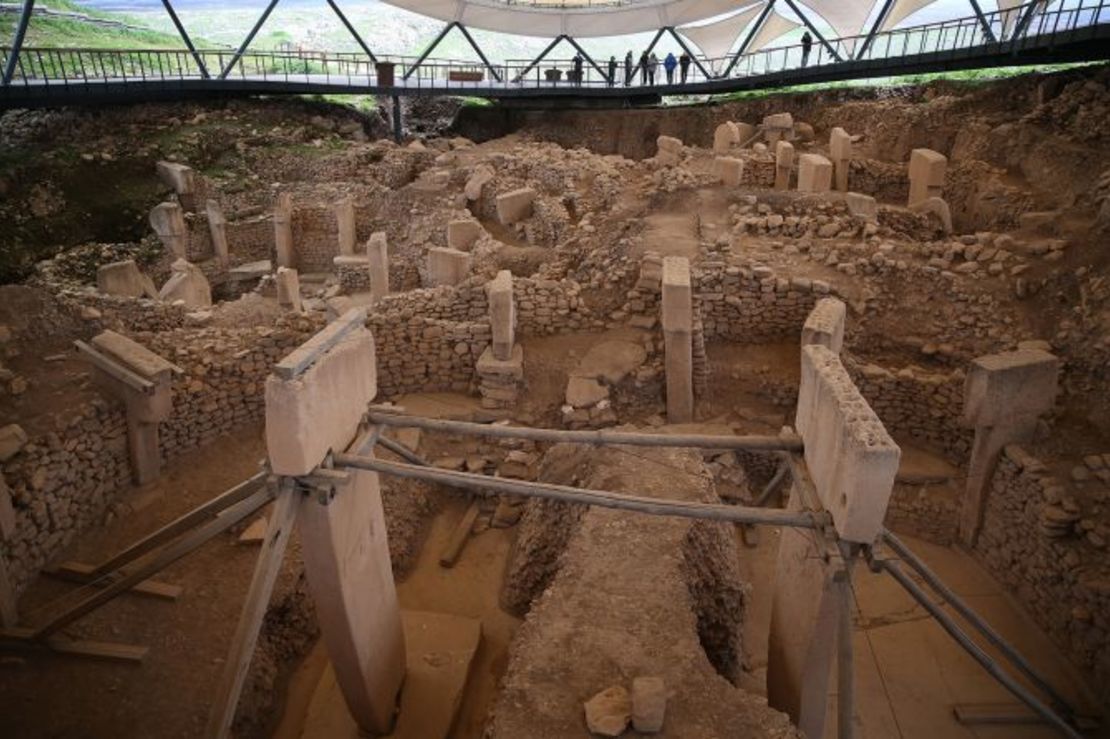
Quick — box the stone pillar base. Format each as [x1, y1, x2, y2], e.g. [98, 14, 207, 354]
[477, 344, 524, 419]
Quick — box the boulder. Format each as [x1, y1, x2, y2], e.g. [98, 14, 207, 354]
[96, 259, 158, 299]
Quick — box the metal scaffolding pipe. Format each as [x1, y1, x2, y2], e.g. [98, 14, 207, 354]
[877, 558, 1081, 739]
[366, 411, 802, 451]
[333, 454, 822, 529]
[160, 0, 209, 78]
[2, 0, 35, 86]
[882, 530, 1076, 717]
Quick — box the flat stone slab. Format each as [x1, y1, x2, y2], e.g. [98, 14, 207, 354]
[228, 259, 272, 280]
[298, 611, 481, 739]
[91, 330, 181, 379]
[572, 340, 648, 385]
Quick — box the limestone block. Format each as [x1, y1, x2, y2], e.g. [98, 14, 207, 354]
[96, 259, 158, 299]
[963, 349, 1058, 427]
[0, 424, 27, 462]
[801, 297, 846, 353]
[335, 197, 357, 256]
[661, 256, 692, 333]
[774, 140, 794, 190]
[276, 266, 303, 313]
[829, 127, 851, 191]
[763, 112, 794, 144]
[908, 148, 947, 206]
[631, 676, 666, 733]
[845, 192, 878, 222]
[909, 196, 953, 234]
[91, 329, 179, 384]
[274, 192, 295, 268]
[447, 219, 483, 251]
[715, 156, 744, 187]
[149, 202, 187, 257]
[427, 247, 471, 287]
[155, 161, 197, 210]
[496, 188, 536, 225]
[367, 232, 390, 302]
[477, 344, 524, 380]
[656, 135, 683, 165]
[796, 344, 901, 543]
[487, 269, 515, 361]
[205, 200, 229, 267]
[797, 154, 833, 193]
[713, 121, 739, 154]
[584, 686, 630, 737]
[735, 122, 756, 145]
[158, 258, 212, 309]
[265, 325, 377, 476]
[565, 376, 608, 408]
[465, 165, 494, 201]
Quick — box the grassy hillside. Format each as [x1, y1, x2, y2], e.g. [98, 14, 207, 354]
[0, 0, 190, 48]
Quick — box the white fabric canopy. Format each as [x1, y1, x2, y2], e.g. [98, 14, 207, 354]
[795, 0, 875, 55]
[879, 0, 942, 31]
[747, 10, 801, 52]
[678, 3, 765, 60]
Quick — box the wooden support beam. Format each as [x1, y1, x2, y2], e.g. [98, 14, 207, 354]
[44, 563, 182, 601]
[205, 480, 300, 739]
[1, 628, 148, 663]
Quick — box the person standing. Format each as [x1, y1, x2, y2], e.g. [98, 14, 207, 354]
[647, 52, 659, 85]
[664, 52, 677, 85]
[801, 31, 813, 67]
[679, 51, 691, 83]
[608, 55, 617, 86]
[639, 50, 649, 85]
[624, 51, 633, 86]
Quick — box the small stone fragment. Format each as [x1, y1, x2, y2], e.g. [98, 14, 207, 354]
[584, 685, 630, 737]
[631, 676, 666, 733]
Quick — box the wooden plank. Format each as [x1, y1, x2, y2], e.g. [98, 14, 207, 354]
[74, 340, 154, 393]
[205, 482, 299, 739]
[438, 500, 479, 569]
[45, 563, 183, 601]
[0, 628, 148, 664]
[953, 702, 1044, 725]
[31, 488, 272, 639]
[273, 307, 367, 380]
[86, 471, 266, 578]
[0, 474, 15, 540]
[0, 546, 17, 629]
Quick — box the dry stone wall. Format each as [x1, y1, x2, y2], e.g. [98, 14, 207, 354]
[975, 447, 1110, 702]
[885, 482, 960, 545]
[695, 262, 824, 342]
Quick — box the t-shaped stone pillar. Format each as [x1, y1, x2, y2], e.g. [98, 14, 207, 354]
[274, 193, 295, 268]
[661, 256, 694, 423]
[79, 331, 182, 486]
[150, 202, 187, 258]
[276, 266, 303, 313]
[366, 232, 390, 303]
[487, 270, 515, 361]
[774, 140, 794, 191]
[829, 127, 852, 192]
[908, 148, 946, 207]
[205, 200, 230, 269]
[264, 310, 405, 735]
[801, 297, 846, 353]
[713, 121, 740, 154]
[156, 161, 198, 212]
[335, 197, 357, 256]
[960, 349, 1058, 545]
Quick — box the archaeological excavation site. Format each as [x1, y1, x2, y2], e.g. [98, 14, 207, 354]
[1, 2, 1110, 736]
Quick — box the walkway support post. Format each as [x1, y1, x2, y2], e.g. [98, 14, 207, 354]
[326, 0, 376, 63]
[219, 0, 281, 79]
[160, 0, 209, 78]
[780, 0, 843, 62]
[856, 0, 896, 59]
[391, 94, 402, 143]
[665, 27, 712, 81]
[723, 0, 776, 78]
[967, 0, 999, 42]
[2, 0, 35, 86]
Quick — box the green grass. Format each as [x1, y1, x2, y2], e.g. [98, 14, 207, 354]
[1, 1, 190, 50]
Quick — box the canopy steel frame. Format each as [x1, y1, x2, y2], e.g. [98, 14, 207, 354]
[1012, 0, 1048, 39]
[159, 0, 209, 79]
[629, 26, 666, 81]
[1, 0, 34, 86]
[404, 21, 501, 83]
[722, 0, 776, 78]
[780, 0, 843, 62]
[855, 0, 896, 59]
[665, 26, 712, 81]
[967, 0, 1000, 42]
[325, 0, 376, 64]
[514, 34, 605, 83]
[219, 0, 281, 80]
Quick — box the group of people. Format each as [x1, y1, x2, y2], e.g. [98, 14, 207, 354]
[566, 31, 815, 88]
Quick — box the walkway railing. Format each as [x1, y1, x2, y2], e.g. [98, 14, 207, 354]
[0, 0, 1106, 96]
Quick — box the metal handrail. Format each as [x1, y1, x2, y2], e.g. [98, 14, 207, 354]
[0, 0, 1105, 91]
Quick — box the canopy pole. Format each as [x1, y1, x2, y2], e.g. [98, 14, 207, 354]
[2, 0, 35, 86]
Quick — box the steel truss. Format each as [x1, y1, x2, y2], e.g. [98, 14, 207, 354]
[403, 20, 502, 83]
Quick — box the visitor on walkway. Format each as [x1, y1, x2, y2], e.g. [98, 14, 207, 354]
[801, 31, 813, 67]
[647, 52, 659, 85]
[624, 51, 633, 86]
[679, 51, 691, 83]
[572, 53, 584, 85]
[608, 55, 618, 86]
[639, 50, 649, 84]
[664, 52, 677, 85]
